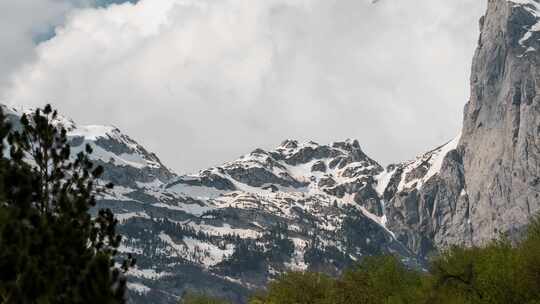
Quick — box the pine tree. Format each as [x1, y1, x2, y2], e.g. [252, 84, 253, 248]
[0, 105, 134, 303]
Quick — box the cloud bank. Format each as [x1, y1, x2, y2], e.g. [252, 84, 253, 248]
[2, 0, 486, 173]
[0, 0, 136, 91]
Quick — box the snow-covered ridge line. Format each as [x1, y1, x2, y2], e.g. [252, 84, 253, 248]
[507, 0, 540, 53]
[164, 137, 388, 235]
[374, 132, 461, 194]
[4, 106, 169, 172]
[68, 125, 118, 140]
[398, 133, 460, 191]
[508, 0, 540, 9]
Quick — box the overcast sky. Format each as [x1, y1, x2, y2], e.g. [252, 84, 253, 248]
[1, 0, 487, 173]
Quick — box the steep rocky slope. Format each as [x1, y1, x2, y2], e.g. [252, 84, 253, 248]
[3, 0, 540, 303]
[460, 0, 540, 244]
[377, 0, 540, 257]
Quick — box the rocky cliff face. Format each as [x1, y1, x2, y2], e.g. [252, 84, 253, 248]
[3, 1, 540, 303]
[375, 0, 540, 258]
[380, 134, 471, 258]
[460, 0, 540, 244]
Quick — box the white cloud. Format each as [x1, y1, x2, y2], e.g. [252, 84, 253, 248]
[0, 0, 71, 90]
[0, 0, 127, 92]
[2, 0, 487, 173]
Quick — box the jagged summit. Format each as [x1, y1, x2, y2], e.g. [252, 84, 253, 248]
[168, 139, 383, 203]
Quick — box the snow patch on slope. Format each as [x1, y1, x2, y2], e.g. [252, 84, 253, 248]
[128, 267, 172, 280]
[127, 282, 151, 295]
[508, 0, 540, 53]
[374, 167, 397, 196]
[116, 211, 151, 222]
[397, 132, 461, 191]
[68, 125, 117, 140]
[167, 182, 228, 200]
[158, 232, 234, 267]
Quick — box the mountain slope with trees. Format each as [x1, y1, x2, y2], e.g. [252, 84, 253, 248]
[2, 0, 540, 303]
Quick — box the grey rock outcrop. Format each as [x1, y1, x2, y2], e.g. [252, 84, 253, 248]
[459, 0, 540, 244]
[379, 0, 540, 257]
[382, 136, 469, 258]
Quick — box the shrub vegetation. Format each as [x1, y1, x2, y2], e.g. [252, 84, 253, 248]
[184, 216, 540, 304]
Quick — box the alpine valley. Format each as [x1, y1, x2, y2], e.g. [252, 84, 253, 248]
[4, 0, 540, 303]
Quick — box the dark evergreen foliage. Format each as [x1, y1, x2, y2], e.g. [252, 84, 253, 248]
[215, 222, 295, 275]
[303, 232, 353, 272]
[262, 222, 294, 263]
[0, 105, 134, 303]
[340, 207, 388, 256]
[217, 239, 267, 274]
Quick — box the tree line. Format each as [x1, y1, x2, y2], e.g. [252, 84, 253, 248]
[183, 216, 540, 304]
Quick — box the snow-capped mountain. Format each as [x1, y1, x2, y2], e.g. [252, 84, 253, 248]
[3, 0, 540, 303]
[1, 105, 456, 303]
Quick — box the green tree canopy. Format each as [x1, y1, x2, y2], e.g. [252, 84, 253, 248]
[248, 214, 540, 304]
[179, 293, 231, 304]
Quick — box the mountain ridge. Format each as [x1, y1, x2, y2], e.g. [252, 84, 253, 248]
[1, 104, 458, 303]
[3, 0, 540, 302]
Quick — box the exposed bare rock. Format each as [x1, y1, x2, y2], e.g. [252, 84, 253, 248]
[458, 0, 540, 244]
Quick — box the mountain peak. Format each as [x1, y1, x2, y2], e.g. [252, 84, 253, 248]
[331, 138, 361, 151]
[279, 139, 299, 149]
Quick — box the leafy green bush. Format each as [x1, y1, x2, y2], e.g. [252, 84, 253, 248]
[250, 272, 334, 304]
[331, 255, 424, 304]
[180, 293, 231, 304]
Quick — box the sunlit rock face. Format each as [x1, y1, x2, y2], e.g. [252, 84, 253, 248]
[459, 0, 540, 244]
[379, 0, 540, 258]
